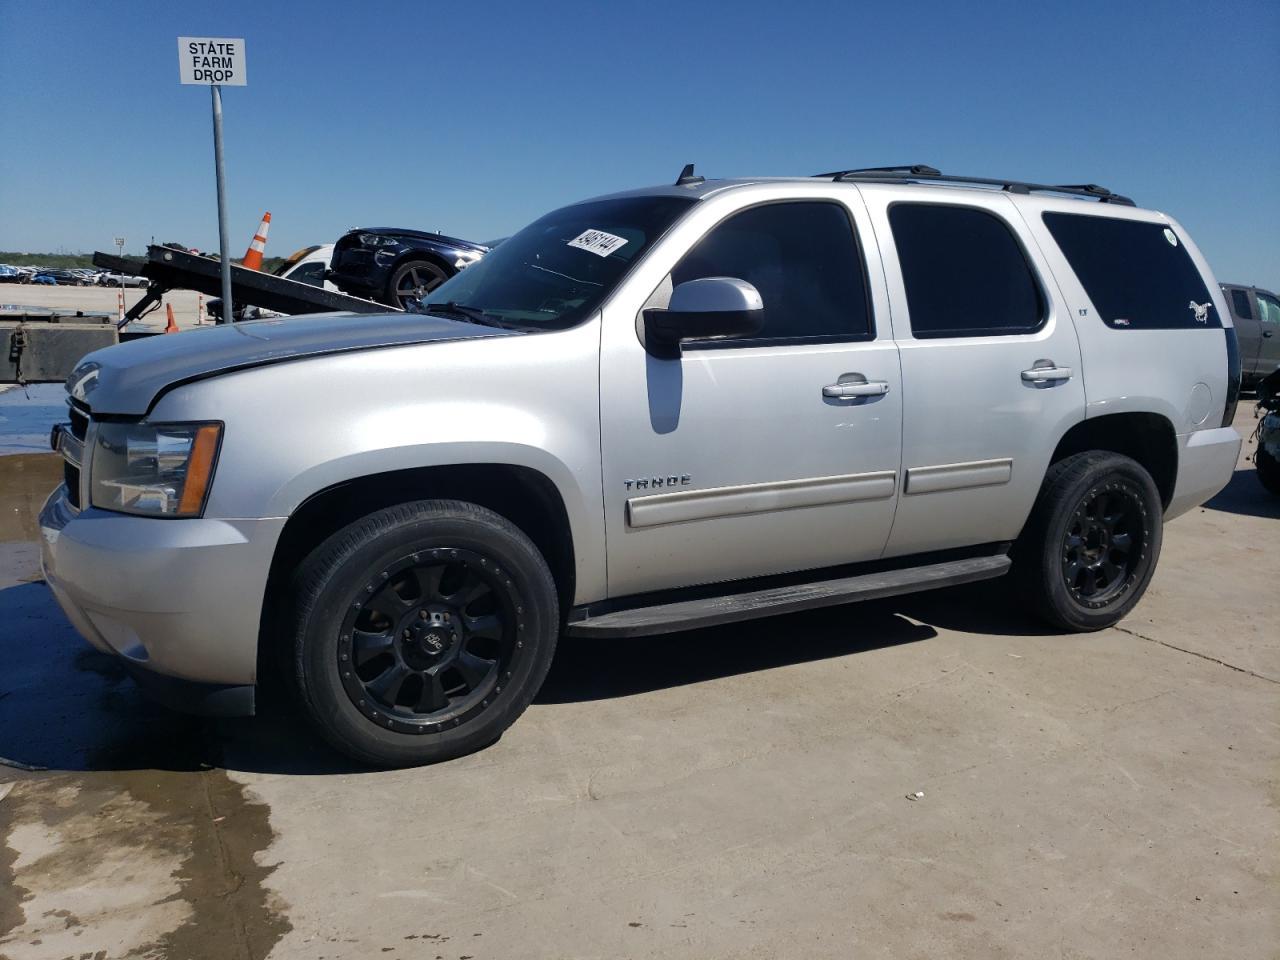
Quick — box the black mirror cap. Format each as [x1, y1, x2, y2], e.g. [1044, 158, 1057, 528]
[642, 307, 764, 359]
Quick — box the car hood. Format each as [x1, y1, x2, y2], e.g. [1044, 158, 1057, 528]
[68, 311, 521, 416]
[352, 227, 488, 252]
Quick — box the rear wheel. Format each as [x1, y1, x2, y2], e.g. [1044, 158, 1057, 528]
[386, 259, 447, 310]
[1014, 452, 1163, 632]
[290, 500, 558, 767]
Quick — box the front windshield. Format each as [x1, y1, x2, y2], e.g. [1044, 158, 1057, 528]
[419, 196, 694, 330]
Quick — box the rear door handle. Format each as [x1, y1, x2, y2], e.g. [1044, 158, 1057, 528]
[823, 379, 890, 399]
[1021, 361, 1073, 384]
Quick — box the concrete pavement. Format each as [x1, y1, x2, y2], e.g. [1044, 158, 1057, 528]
[0, 407, 1275, 959]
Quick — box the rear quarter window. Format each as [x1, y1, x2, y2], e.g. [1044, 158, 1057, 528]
[1042, 213, 1218, 329]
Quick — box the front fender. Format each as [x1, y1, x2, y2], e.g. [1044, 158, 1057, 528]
[148, 324, 606, 601]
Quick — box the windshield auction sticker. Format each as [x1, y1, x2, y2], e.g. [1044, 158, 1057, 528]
[567, 229, 629, 257]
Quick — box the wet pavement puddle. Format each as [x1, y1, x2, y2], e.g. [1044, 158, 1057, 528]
[0, 452, 292, 959]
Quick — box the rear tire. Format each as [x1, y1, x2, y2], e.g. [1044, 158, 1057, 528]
[1014, 452, 1163, 632]
[1257, 445, 1280, 497]
[289, 500, 558, 767]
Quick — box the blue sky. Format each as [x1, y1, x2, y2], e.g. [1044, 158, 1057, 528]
[1, 0, 1276, 285]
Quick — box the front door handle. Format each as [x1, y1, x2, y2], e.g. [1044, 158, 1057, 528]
[1021, 360, 1073, 384]
[823, 379, 890, 399]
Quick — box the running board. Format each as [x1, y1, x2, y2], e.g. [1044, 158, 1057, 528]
[566, 554, 1011, 639]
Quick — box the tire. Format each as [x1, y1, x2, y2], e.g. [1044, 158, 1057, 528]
[385, 259, 447, 310]
[1257, 445, 1280, 497]
[289, 500, 558, 767]
[1013, 451, 1163, 632]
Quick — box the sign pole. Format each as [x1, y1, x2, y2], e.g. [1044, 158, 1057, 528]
[210, 83, 233, 323]
[115, 236, 125, 311]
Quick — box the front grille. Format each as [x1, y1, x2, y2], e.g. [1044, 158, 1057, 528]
[69, 404, 89, 440]
[65, 461, 81, 509]
[63, 401, 90, 509]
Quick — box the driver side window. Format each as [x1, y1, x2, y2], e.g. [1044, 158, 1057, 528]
[1259, 293, 1280, 327]
[670, 201, 873, 346]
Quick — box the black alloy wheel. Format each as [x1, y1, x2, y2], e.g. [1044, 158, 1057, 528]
[290, 500, 559, 767]
[340, 548, 520, 732]
[1014, 451, 1163, 631]
[389, 259, 447, 310]
[1060, 479, 1148, 609]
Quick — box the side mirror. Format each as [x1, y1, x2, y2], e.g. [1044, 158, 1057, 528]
[643, 277, 764, 358]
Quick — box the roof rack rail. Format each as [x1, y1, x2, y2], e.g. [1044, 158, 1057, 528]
[814, 165, 1135, 206]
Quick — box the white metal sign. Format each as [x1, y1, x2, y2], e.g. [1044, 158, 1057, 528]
[178, 37, 247, 86]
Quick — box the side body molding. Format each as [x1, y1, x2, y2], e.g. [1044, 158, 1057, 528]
[627, 471, 897, 529]
[905, 458, 1013, 495]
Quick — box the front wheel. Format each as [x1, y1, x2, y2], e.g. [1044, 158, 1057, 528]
[1257, 445, 1280, 497]
[290, 500, 559, 767]
[386, 259, 447, 310]
[1014, 452, 1163, 632]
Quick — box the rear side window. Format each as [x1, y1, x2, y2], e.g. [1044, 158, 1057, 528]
[1043, 213, 1217, 329]
[889, 204, 1045, 338]
[1229, 288, 1254, 321]
[671, 201, 872, 344]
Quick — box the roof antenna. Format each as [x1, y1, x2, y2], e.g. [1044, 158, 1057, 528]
[675, 163, 704, 187]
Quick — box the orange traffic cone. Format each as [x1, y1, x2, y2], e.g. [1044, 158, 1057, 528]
[196, 294, 205, 325]
[164, 302, 179, 334]
[241, 212, 271, 270]
[117, 289, 125, 322]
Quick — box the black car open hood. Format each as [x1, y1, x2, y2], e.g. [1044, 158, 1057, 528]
[67, 312, 520, 416]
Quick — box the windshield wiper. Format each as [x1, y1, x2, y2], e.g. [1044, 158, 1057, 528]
[423, 301, 512, 329]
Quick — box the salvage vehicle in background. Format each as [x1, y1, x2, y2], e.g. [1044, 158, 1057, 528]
[42, 164, 1242, 767]
[1221, 283, 1280, 390]
[33, 268, 84, 286]
[207, 243, 338, 321]
[327, 227, 487, 309]
[0, 264, 23, 283]
[1254, 367, 1280, 495]
[96, 271, 150, 288]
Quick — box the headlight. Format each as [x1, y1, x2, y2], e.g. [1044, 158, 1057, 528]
[358, 233, 400, 248]
[90, 422, 222, 517]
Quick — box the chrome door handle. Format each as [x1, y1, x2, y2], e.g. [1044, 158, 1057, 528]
[1021, 361, 1073, 384]
[823, 380, 890, 398]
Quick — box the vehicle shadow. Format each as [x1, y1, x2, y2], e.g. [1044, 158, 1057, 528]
[1201, 467, 1280, 520]
[0, 578, 356, 777]
[538, 604, 937, 704]
[1, 573, 1051, 776]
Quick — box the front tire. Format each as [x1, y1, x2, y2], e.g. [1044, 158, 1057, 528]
[1257, 445, 1280, 497]
[386, 259, 447, 310]
[1014, 452, 1163, 632]
[290, 500, 558, 767]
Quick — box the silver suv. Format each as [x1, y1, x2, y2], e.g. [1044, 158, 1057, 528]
[41, 165, 1243, 766]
